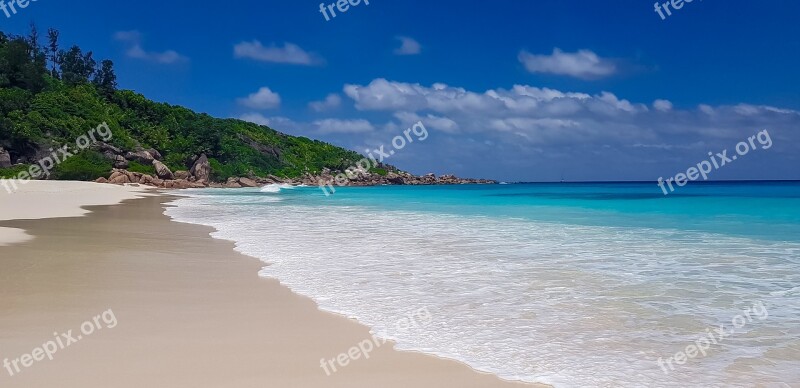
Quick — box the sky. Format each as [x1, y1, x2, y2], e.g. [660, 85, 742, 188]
[3, 0, 799, 182]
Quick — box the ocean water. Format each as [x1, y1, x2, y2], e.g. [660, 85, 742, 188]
[164, 182, 800, 388]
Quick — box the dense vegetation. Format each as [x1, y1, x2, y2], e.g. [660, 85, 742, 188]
[0, 26, 366, 181]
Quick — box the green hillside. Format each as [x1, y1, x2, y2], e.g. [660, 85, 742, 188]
[0, 27, 366, 182]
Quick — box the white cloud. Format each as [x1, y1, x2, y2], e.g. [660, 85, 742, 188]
[309, 94, 342, 112]
[339, 78, 799, 150]
[313, 119, 374, 134]
[233, 40, 320, 65]
[653, 99, 673, 112]
[394, 36, 422, 55]
[343, 78, 646, 117]
[518, 48, 615, 79]
[393, 112, 459, 133]
[239, 113, 272, 126]
[699, 104, 715, 115]
[237, 78, 799, 181]
[237, 87, 281, 110]
[113, 30, 187, 64]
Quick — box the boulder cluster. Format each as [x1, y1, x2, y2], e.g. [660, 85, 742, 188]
[94, 143, 496, 190]
[295, 169, 496, 187]
[95, 142, 215, 189]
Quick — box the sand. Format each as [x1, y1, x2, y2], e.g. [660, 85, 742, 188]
[0, 180, 151, 246]
[0, 182, 544, 387]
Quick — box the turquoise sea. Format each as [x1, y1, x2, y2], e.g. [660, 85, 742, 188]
[165, 182, 800, 387]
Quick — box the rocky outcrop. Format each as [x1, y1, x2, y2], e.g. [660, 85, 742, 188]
[0, 147, 11, 168]
[225, 177, 242, 188]
[95, 154, 494, 192]
[146, 148, 163, 161]
[190, 154, 211, 182]
[101, 169, 205, 189]
[113, 155, 129, 169]
[124, 150, 157, 164]
[96, 142, 123, 155]
[303, 168, 495, 187]
[107, 170, 131, 184]
[152, 160, 174, 180]
[238, 177, 259, 188]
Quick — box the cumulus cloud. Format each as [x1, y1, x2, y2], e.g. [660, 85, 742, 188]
[233, 40, 321, 65]
[343, 78, 646, 118]
[393, 112, 459, 133]
[239, 78, 798, 180]
[518, 48, 615, 79]
[653, 99, 674, 112]
[237, 87, 281, 110]
[113, 30, 187, 64]
[394, 36, 422, 55]
[340, 78, 799, 150]
[313, 119, 375, 134]
[309, 94, 342, 112]
[239, 112, 272, 126]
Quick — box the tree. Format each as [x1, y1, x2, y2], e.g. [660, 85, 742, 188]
[93, 59, 117, 99]
[83, 50, 96, 78]
[0, 36, 47, 92]
[28, 22, 39, 58]
[47, 28, 59, 78]
[59, 45, 95, 85]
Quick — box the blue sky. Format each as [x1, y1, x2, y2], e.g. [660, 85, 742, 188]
[4, 0, 799, 181]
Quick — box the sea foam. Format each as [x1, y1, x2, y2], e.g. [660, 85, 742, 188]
[164, 188, 800, 387]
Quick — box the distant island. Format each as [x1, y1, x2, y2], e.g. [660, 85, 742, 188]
[0, 26, 493, 189]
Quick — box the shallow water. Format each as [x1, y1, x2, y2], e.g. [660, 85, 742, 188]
[165, 182, 800, 387]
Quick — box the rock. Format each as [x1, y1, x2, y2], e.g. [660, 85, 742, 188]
[96, 142, 122, 155]
[146, 148, 163, 161]
[95, 177, 108, 184]
[130, 172, 144, 183]
[174, 170, 190, 180]
[108, 170, 125, 181]
[124, 150, 155, 164]
[386, 172, 405, 185]
[173, 179, 192, 189]
[113, 155, 129, 169]
[238, 177, 259, 187]
[108, 173, 131, 184]
[152, 160, 174, 180]
[225, 177, 242, 188]
[0, 147, 11, 168]
[190, 154, 211, 182]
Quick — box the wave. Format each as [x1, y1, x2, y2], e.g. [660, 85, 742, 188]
[260, 183, 297, 193]
[163, 189, 800, 387]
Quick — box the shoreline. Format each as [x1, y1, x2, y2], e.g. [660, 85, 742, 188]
[0, 182, 545, 387]
[0, 180, 150, 246]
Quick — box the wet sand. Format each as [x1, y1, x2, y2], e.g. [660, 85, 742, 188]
[0, 184, 542, 387]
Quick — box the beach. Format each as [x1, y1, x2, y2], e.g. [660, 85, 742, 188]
[0, 181, 539, 387]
